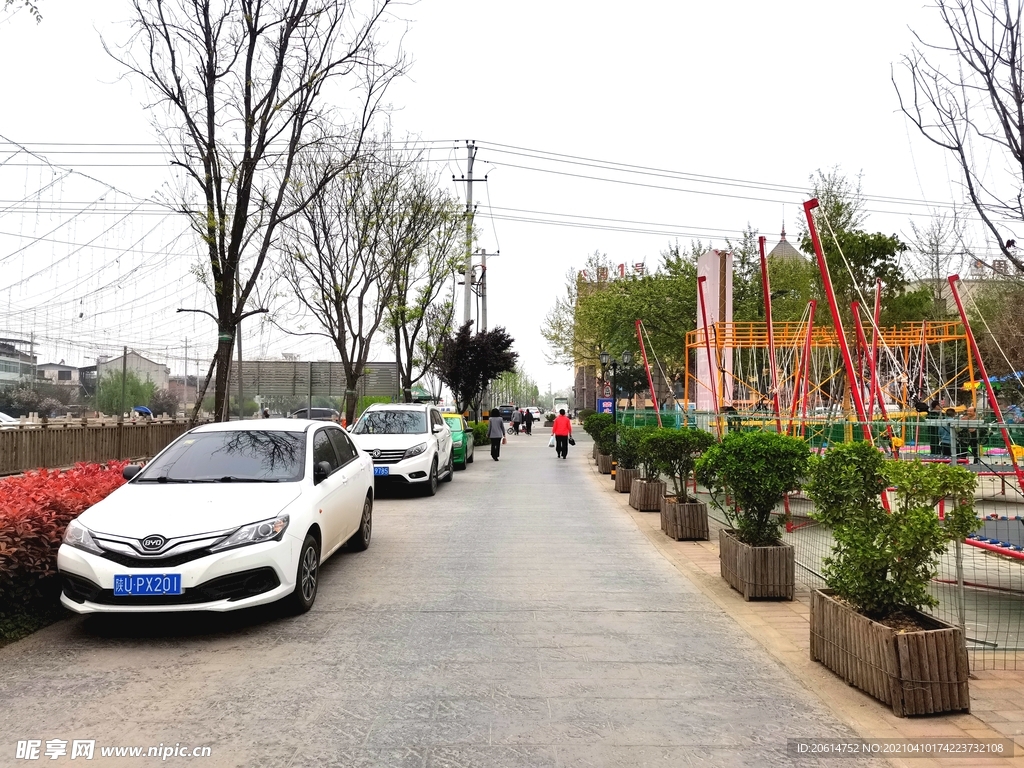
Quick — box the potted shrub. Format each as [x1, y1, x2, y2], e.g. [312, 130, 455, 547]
[629, 429, 666, 511]
[543, 412, 556, 428]
[805, 442, 977, 717]
[583, 412, 613, 464]
[696, 431, 809, 600]
[595, 423, 617, 474]
[644, 427, 716, 540]
[612, 426, 647, 493]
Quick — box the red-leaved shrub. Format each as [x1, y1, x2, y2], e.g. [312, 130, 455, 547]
[0, 461, 128, 613]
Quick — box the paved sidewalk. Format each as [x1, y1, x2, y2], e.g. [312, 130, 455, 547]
[2, 431, 872, 767]
[599, 448, 1024, 768]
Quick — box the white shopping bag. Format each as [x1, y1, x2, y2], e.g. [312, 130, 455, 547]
[548, 436, 556, 448]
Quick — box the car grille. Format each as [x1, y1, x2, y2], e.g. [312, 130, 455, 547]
[62, 568, 280, 606]
[99, 548, 214, 568]
[371, 449, 407, 464]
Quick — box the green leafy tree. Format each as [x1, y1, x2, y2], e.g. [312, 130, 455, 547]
[612, 426, 650, 470]
[96, 372, 156, 416]
[806, 441, 978, 619]
[434, 322, 517, 415]
[696, 431, 810, 546]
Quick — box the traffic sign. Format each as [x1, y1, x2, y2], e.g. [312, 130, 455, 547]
[602, 384, 612, 398]
[597, 398, 613, 414]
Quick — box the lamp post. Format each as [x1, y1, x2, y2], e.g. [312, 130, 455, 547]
[621, 350, 633, 418]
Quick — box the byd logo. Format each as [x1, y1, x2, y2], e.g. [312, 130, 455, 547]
[141, 535, 166, 551]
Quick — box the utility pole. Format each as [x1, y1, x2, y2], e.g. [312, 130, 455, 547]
[459, 141, 480, 328]
[28, 332, 35, 390]
[183, 337, 189, 415]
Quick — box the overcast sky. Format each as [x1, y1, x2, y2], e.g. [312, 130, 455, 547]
[0, 0, 984, 396]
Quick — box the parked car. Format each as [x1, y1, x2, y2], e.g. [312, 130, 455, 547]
[526, 406, 543, 423]
[348, 403, 454, 495]
[290, 407, 339, 421]
[0, 411, 18, 429]
[498, 404, 515, 422]
[442, 413, 475, 469]
[57, 419, 374, 615]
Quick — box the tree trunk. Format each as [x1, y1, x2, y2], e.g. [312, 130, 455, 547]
[344, 379, 359, 425]
[212, 335, 235, 422]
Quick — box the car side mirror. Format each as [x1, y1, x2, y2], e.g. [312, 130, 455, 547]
[432, 424, 445, 434]
[122, 464, 143, 481]
[313, 460, 332, 484]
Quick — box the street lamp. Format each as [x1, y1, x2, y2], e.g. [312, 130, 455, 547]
[620, 350, 633, 412]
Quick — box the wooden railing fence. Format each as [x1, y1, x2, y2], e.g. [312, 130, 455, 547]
[0, 417, 195, 476]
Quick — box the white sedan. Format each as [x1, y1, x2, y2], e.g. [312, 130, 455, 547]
[57, 419, 374, 614]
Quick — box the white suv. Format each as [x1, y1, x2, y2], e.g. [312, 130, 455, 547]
[348, 403, 454, 496]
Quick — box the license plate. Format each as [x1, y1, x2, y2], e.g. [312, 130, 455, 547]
[373, 466, 390, 477]
[113, 574, 183, 596]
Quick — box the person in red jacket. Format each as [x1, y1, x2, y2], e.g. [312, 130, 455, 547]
[551, 408, 573, 459]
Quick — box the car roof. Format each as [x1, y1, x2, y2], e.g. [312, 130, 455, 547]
[190, 418, 322, 433]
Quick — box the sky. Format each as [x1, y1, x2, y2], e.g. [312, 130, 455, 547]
[0, 0, 990, 397]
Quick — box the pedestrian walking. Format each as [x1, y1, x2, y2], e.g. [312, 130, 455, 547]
[487, 408, 506, 461]
[552, 408, 572, 459]
[523, 408, 534, 435]
[512, 408, 522, 435]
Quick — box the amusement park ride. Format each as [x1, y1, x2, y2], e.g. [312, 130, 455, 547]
[634, 198, 1024, 558]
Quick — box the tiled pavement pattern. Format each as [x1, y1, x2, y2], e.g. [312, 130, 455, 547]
[0, 432, 876, 767]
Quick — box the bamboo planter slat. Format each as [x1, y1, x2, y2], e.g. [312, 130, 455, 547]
[614, 467, 640, 493]
[661, 498, 708, 540]
[596, 453, 613, 474]
[718, 529, 794, 600]
[810, 589, 969, 717]
[629, 478, 664, 511]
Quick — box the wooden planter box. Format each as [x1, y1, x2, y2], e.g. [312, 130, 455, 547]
[661, 498, 708, 540]
[614, 467, 640, 493]
[629, 478, 665, 511]
[810, 589, 970, 717]
[718, 529, 794, 601]
[596, 452, 613, 474]
[592, 443, 599, 461]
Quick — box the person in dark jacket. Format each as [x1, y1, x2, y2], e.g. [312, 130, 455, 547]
[523, 408, 534, 435]
[487, 408, 505, 461]
[512, 408, 522, 435]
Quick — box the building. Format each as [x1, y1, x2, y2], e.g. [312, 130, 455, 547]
[96, 351, 170, 391]
[0, 338, 35, 389]
[36, 362, 80, 386]
[767, 228, 806, 261]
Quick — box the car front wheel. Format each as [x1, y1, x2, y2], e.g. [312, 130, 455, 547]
[284, 533, 320, 614]
[422, 457, 438, 496]
[349, 493, 372, 551]
[442, 448, 454, 482]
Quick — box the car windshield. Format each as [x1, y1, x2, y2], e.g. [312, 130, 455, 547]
[352, 410, 427, 434]
[135, 430, 306, 483]
[0, 412, 16, 423]
[443, 416, 463, 431]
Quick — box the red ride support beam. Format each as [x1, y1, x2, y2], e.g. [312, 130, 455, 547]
[635, 319, 663, 428]
[852, 303, 900, 463]
[867, 279, 882, 417]
[759, 236, 783, 434]
[696, 276, 721, 438]
[948, 275, 1024, 494]
[802, 199, 872, 442]
[788, 301, 816, 435]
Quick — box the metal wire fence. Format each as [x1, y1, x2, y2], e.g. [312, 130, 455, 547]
[617, 409, 1024, 671]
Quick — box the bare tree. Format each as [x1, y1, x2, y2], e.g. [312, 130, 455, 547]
[109, 0, 405, 422]
[280, 146, 407, 423]
[385, 170, 462, 402]
[895, 0, 1024, 275]
[906, 211, 967, 310]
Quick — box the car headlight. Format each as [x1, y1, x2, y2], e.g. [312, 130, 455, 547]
[403, 442, 427, 460]
[452, 438, 463, 446]
[63, 519, 103, 555]
[210, 514, 289, 552]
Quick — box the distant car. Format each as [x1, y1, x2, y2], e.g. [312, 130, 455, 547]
[526, 406, 543, 423]
[290, 407, 339, 421]
[0, 411, 18, 429]
[442, 414, 475, 469]
[498, 405, 515, 422]
[57, 419, 375, 615]
[348, 403, 455, 496]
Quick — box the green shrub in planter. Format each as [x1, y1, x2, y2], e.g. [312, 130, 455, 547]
[468, 421, 490, 447]
[582, 412, 614, 449]
[577, 408, 596, 423]
[613, 426, 650, 470]
[806, 441, 978, 619]
[696, 430, 809, 546]
[642, 427, 715, 501]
